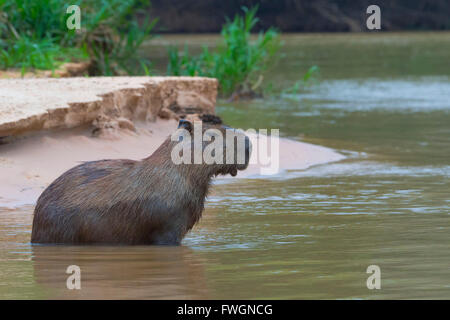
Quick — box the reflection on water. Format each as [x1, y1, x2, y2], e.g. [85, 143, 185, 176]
[0, 207, 209, 300]
[1, 32, 450, 299]
[32, 246, 208, 299]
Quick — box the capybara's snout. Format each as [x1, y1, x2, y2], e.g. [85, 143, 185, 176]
[228, 130, 251, 174]
[228, 129, 251, 173]
[240, 135, 252, 170]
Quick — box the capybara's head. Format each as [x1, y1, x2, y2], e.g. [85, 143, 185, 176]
[172, 114, 251, 177]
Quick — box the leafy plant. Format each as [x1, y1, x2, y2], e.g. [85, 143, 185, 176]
[166, 6, 282, 98]
[167, 46, 207, 77]
[210, 6, 280, 96]
[79, 0, 158, 75]
[281, 65, 320, 95]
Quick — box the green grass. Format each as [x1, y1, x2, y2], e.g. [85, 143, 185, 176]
[0, 0, 68, 40]
[0, 0, 157, 75]
[78, 0, 157, 75]
[0, 0, 77, 71]
[0, 36, 86, 74]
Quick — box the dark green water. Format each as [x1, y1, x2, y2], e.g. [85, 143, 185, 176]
[1, 33, 449, 299]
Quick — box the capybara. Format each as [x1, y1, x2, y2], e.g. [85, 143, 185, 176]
[31, 115, 251, 245]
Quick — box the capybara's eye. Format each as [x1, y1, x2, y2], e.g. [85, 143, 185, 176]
[178, 119, 193, 132]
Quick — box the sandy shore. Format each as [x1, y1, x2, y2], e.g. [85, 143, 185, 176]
[0, 119, 344, 207]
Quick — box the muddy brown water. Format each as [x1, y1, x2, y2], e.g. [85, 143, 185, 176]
[1, 32, 449, 299]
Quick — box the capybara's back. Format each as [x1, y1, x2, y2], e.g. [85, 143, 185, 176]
[31, 116, 251, 245]
[31, 158, 191, 244]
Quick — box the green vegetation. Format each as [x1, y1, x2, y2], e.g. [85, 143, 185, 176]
[78, 0, 157, 75]
[0, 2, 318, 98]
[166, 6, 281, 98]
[0, 0, 156, 75]
[281, 65, 320, 95]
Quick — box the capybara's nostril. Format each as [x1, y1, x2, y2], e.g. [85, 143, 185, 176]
[245, 136, 251, 165]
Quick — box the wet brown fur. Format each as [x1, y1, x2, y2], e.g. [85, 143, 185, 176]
[31, 116, 249, 245]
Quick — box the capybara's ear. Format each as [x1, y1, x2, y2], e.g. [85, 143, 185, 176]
[178, 119, 193, 132]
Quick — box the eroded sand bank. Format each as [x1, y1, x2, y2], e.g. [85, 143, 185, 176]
[0, 76, 217, 136]
[0, 77, 344, 207]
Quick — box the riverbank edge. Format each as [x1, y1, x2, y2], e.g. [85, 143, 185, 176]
[0, 76, 218, 137]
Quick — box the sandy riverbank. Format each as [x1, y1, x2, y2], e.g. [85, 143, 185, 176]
[0, 76, 217, 137]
